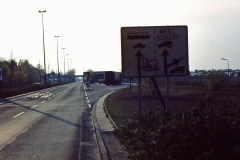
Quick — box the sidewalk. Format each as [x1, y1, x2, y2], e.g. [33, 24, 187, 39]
[92, 92, 128, 160]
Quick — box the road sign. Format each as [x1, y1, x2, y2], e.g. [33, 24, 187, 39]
[121, 26, 189, 77]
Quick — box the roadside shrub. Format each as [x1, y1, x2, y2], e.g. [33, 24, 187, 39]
[115, 96, 240, 160]
[206, 70, 229, 90]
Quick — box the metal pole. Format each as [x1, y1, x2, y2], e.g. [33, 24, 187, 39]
[138, 77, 141, 116]
[166, 76, 169, 113]
[66, 53, 69, 82]
[39, 10, 47, 86]
[55, 36, 60, 83]
[227, 59, 229, 77]
[62, 48, 66, 82]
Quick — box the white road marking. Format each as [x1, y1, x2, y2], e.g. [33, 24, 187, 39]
[88, 104, 91, 108]
[48, 97, 51, 100]
[13, 112, 24, 118]
[31, 105, 38, 109]
[41, 101, 46, 104]
[87, 100, 90, 103]
[86, 97, 88, 100]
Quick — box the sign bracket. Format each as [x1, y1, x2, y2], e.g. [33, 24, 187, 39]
[151, 77, 166, 111]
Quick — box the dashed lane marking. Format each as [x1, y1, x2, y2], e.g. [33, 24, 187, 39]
[13, 112, 24, 118]
[31, 105, 38, 109]
[41, 101, 46, 104]
[88, 104, 91, 108]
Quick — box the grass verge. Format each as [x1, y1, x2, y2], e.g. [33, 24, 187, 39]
[105, 84, 240, 126]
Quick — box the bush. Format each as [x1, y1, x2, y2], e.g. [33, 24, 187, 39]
[115, 96, 240, 160]
[206, 70, 229, 90]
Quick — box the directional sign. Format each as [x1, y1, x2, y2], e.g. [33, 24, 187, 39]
[121, 26, 189, 77]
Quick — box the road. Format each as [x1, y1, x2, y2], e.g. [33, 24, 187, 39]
[0, 82, 128, 160]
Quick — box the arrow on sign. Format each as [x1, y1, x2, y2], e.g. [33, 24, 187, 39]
[167, 59, 181, 68]
[161, 49, 169, 74]
[135, 50, 143, 76]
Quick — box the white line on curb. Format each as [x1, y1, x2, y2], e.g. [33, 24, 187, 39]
[13, 112, 24, 118]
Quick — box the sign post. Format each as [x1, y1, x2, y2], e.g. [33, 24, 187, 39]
[0, 67, 2, 87]
[0, 68, 2, 81]
[121, 26, 188, 115]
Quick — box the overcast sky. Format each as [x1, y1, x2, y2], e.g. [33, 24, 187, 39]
[1, 0, 240, 74]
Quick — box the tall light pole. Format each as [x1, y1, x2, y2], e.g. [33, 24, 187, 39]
[39, 10, 47, 85]
[54, 36, 60, 83]
[66, 53, 69, 73]
[221, 58, 230, 77]
[62, 48, 66, 82]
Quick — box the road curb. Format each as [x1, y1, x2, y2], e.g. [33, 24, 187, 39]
[92, 94, 110, 160]
[103, 92, 118, 129]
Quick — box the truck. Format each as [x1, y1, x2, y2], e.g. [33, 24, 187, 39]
[83, 71, 122, 85]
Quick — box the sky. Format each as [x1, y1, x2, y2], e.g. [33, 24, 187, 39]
[0, 0, 240, 75]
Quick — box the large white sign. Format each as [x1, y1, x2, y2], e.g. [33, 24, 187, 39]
[121, 26, 189, 77]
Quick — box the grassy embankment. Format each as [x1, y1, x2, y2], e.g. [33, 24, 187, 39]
[105, 84, 240, 126]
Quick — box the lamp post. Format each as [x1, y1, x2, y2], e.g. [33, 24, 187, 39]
[54, 36, 60, 83]
[221, 58, 230, 77]
[39, 10, 47, 85]
[66, 53, 69, 82]
[62, 48, 66, 82]
[66, 53, 69, 73]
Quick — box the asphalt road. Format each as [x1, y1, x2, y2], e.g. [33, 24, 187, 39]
[0, 82, 128, 160]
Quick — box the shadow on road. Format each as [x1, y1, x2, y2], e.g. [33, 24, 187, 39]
[7, 99, 81, 128]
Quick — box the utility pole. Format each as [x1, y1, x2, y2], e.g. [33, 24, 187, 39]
[39, 10, 47, 86]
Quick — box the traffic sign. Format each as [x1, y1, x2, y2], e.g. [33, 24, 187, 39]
[121, 26, 189, 77]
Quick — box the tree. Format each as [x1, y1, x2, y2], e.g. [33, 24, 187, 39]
[206, 70, 229, 90]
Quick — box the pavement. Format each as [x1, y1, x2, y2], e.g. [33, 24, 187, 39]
[91, 91, 128, 160]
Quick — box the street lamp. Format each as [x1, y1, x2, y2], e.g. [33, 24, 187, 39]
[62, 48, 66, 82]
[54, 36, 60, 83]
[66, 53, 69, 73]
[66, 53, 69, 82]
[221, 58, 230, 77]
[39, 10, 47, 85]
